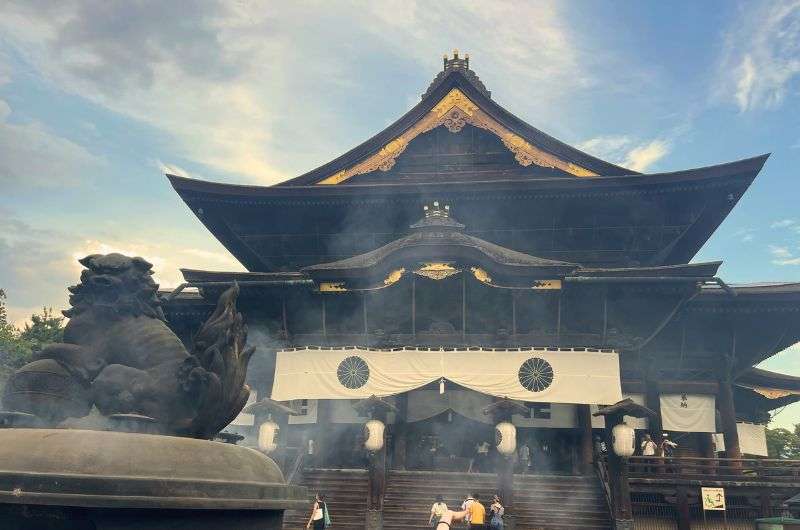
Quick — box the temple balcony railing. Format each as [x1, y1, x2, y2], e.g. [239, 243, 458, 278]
[620, 455, 800, 486]
[596, 455, 800, 523]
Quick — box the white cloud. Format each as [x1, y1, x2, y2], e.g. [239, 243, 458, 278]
[0, 212, 244, 327]
[622, 140, 670, 172]
[576, 135, 632, 160]
[718, 0, 800, 112]
[0, 50, 10, 86]
[156, 160, 191, 179]
[0, 98, 103, 189]
[0, 1, 619, 184]
[578, 135, 670, 172]
[771, 219, 797, 228]
[770, 245, 792, 258]
[768, 244, 800, 265]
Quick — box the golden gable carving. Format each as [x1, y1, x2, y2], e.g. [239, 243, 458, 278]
[317, 89, 597, 185]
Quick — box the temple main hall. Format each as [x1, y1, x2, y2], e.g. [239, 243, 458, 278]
[164, 52, 800, 530]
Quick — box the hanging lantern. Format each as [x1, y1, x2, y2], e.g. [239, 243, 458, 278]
[495, 421, 517, 456]
[611, 422, 636, 457]
[364, 419, 385, 452]
[258, 420, 279, 454]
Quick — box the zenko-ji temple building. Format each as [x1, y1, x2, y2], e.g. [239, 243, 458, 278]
[165, 53, 800, 530]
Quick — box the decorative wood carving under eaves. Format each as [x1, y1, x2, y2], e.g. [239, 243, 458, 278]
[317, 89, 597, 185]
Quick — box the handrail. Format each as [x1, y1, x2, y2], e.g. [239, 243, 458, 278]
[625, 455, 800, 483]
[594, 454, 613, 517]
[286, 446, 305, 485]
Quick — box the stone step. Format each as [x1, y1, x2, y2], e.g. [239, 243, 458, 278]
[283, 469, 612, 530]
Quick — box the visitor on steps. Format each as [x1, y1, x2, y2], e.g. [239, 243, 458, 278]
[435, 509, 468, 530]
[489, 495, 504, 530]
[461, 494, 475, 523]
[429, 494, 448, 527]
[467, 494, 486, 530]
[306, 493, 329, 530]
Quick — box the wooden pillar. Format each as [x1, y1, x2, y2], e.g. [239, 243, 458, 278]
[411, 276, 416, 339]
[461, 273, 466, 341]
[366, 407, 389, 530]
[604, 412, 634, 530]
[760, 487, 773, 519]
[718, 378, 742, 460]
[675, 485, 691, 530]
[314, 400, 331, 468]
[577, 404, 594, 475]
[698, 432, 718, 476]
[643, 360, 663, 436]
[392, 394, 408, 470]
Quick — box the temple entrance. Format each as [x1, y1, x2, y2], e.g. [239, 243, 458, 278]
[405, 411, 493, 472]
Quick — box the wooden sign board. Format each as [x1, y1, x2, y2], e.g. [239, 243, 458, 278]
[701, 487, 726, 511]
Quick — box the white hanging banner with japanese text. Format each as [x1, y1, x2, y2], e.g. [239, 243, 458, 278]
[660, 393, 716, 433]
[271, 347, 622, 404]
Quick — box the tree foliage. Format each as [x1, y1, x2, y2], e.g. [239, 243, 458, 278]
[0, 290, 65, 374]
[766, 424, 800, 459]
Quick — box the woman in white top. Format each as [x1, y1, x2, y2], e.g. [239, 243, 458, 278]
[306, 493, 327, 530]
[429, 495, 448, 527]
[641, 434, 657, 456]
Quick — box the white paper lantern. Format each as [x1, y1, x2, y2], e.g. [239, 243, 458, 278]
[364, 419, 385, 452]
[258, 420, 279, 454]
[495, 421, 517, 456]
[612, 422, 635, 457]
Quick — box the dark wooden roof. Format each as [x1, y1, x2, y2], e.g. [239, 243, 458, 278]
[168, 154, 768, 271]
[643, 282, 800, 375]
[739, 367, 800, 392]
[279, 64, 634, 185]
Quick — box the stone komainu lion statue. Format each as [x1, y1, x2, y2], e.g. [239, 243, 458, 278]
[2, 253, 254, 438]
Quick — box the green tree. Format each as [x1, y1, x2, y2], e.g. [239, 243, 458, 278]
[0, 291, 64, 373]
[19, 307, 64, 353]
[766, 424, 800, 459]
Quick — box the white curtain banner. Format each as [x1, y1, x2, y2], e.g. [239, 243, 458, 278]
[271, 347, 621, 404]
[660, 394, 716, 433]
[737, 422, 768, 456]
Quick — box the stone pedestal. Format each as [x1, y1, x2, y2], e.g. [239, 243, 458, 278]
[0, 428, 307, 530]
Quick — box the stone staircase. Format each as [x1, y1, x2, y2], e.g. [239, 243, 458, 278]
[281, 468, 368, 530]
[282, 469, 611, 530]
[384, 471, 611, 530]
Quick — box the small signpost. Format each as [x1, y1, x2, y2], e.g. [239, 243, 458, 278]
[702, 487, 728, 528]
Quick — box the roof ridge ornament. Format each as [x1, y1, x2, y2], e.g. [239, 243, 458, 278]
[410, 201, 465, 231]
[424, 201, 450, 219]
[423, 50, 490, 99]
[443, 49, 469, 72]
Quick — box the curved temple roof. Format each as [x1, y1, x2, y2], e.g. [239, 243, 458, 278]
[282, 52, 636, 185]
[166, 53, 770, 272]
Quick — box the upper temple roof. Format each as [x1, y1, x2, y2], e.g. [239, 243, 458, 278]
[167, 54, 771, 272]
[280, 51, 637, 186]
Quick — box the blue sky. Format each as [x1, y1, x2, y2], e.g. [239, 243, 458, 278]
[1, 1, 799, 427]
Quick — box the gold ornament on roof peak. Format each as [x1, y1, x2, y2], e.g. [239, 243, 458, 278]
[317, 88, 597, 185]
